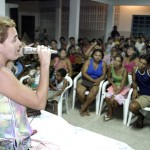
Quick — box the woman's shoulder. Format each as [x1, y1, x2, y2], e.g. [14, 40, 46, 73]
[54, 56, 59, 61]
[66, 57, 71, 62]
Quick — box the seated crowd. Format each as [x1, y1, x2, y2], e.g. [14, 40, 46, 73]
[13, 34, 150, 129]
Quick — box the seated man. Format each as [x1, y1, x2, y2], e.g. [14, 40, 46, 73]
[129, 54, 150, 128]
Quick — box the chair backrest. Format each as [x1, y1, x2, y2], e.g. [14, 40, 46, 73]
[65, 75, 73, 89]
[20, 75, 30, 83]
[14, 65, 18, 75]
[128, 74, 132, 86]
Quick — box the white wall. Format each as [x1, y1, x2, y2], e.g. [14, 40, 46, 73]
[5, 4, 18, 17]
[119, 6, 150, 37]
[0, 0, 5, 16]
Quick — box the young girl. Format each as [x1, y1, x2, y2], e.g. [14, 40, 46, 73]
[27, 65, 41, 90]
[104, 54, 130, 121]
[123, 46, 139, 75]
[48, 68, 68, 114]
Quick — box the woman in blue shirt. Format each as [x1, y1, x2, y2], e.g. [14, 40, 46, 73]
[77, 49, 107, 116]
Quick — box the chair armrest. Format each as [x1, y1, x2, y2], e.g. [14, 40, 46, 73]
[73, 72, 82, 89]
[20, 75, 30, 83]
[102, 80, 109, 90]
[126, 88, 133, 99]
[99, 79, 105, 88]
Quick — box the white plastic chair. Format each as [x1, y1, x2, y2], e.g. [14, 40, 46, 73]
[99, 80, 133, 125]
[14, 65, 18, 75]
[48, 75, 73, 117]
[127, 107, 150, 127]
[72, 72, 105, 115]
[20, 75, 30, 83]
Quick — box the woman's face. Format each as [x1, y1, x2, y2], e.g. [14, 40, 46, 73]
[111, 48, 119, 57]
[113, 56, 122, 68]
[55, 71, 63, 81]
[60, 50, 67, 59]
[93, 51, 102, 62]
[0, 27, 22, 60]
[50, 41, 57, 49]
[127, 47, 135, 56]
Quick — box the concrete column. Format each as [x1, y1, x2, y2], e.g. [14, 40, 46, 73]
[68, 0, 80, 42]
[104, 4, 115, 42]
[0, 0, 5, 16]
[55, 0, 62, 45]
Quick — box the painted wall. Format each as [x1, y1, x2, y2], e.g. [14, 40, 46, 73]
[0, 0, 5, 16]
[119, 6, 150, 38]
[5, 4, 18, 17]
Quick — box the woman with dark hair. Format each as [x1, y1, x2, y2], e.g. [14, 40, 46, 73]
[104, 54, 130, 121]
[123, 46, 139, 74]
[53, 48, 72, 77]
[77, 49, 107, 116]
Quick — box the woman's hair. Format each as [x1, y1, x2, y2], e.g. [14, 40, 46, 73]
[68, 45, 75, 55]
[91, 49, 104, 59]
[58, 48, 67, 57]
[114, 54, 124, 62]
[0, 16, 16, 43]
[57, 68, 67, 77]
[125, 45, 139, 61]
[50, 39, 57, 44]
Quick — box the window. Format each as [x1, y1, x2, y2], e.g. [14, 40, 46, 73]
[132, 15, 150, 38]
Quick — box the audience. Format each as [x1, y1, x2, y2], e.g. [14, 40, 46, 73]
[16, 27, 150, 125]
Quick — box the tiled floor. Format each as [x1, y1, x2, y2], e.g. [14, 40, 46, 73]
[46, 92, 150, 150]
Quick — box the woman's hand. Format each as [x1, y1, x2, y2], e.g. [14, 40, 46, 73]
[37, 45, 51, 67]
[93, 78, 100, 86]
[112, 84, 118, 93]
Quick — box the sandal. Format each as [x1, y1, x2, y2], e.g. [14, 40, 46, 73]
[103, 115, 113, 122]
[136, 115, 144, 128]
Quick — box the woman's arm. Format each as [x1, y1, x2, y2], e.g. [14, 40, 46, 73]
[93, 61, 107, 85]
[0, 47, 51, 110]
[66, 58, 73, 77]
[84, 42, 97, 57]
[107, 64, 115, 85]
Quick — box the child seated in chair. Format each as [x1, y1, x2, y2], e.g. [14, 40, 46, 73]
[27, 65, 40, 90]
[48, 68, 68, 114]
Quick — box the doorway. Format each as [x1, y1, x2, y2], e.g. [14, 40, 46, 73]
[21, 15, 35, 42]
